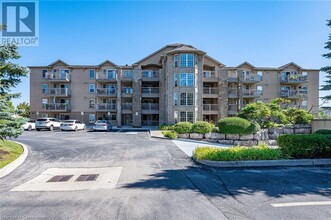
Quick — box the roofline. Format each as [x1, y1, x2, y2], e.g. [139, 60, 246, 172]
[134, 44, 175, 65]
[204, 55, 224, 66]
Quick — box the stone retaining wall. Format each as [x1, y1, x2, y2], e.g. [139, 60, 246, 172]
[176, 124, 312, 147]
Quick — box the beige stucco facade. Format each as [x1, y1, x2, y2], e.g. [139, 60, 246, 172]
[29, 44, 320, 127]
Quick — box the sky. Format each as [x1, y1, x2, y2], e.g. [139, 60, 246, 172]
[7, 0, 331, 107]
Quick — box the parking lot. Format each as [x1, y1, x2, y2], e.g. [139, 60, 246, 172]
[0, 130, 330, 220]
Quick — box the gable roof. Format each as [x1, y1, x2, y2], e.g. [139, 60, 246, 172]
[204, 55, 224, 66]
[279, 62, 302, 70]
[237, 61, 255, 68]
[48, 59, 69, 66]
[98, 60, 118, 67]
[134, 44, 179, 65]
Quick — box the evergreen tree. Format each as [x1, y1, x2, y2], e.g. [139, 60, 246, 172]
[321, 19, 331, 101]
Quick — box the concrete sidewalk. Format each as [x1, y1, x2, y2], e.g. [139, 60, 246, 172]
[172, 139, 231, 157]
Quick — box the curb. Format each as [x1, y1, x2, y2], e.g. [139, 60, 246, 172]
[0, 141, 28, 179]
[193, 157, 331, 168]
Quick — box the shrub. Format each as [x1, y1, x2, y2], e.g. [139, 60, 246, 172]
[277, 134, 331, 158]
[218, 117, 260, 135]
[190, 121, 213, 134]
[174, 122, 193, 134]
[162, 131, 177, 139]
[314, 129, 331, 135]
[286, 108, 313, 124]
[193, 146, 283, 161]
[159, 124, 175, 131]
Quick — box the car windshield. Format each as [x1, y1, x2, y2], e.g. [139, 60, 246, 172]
[96, 120, 107, 123]
[36, 119, 48, 121]
[64, 120, 75, 123]
[28, 120, 35, 123]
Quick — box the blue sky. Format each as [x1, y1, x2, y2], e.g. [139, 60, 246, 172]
[10, 0, 331, 106]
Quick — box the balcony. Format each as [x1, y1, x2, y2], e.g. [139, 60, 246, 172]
[45, 72, 70, 82]
[280, 90, 307, 99]
[228, 88, 238, 98]
[42, 103, 71, 112]
[280, 75, 307, 84]
[141, 103, 159, 114]
[96, 71, 117, 82]
[228, 104, 238, 115]
[203, 87, 218, 98]
[96, 88, 117, 97]
[141, 87, 159, 97]
[242, 75, 262, 84]
[44, 88, 71, 97]
[142, 70, 159, 81]
[122, 87, 133, 97]
[203, 71, 217, 81]
[242, 89, 262, 98]
[203, 104, 218, 114]
[121, 71, 133, 81]
[96, 103, 116, 112]
[122, 103, 132, 113]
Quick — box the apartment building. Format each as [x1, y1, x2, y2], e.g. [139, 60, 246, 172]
[29, 44, 320, 127]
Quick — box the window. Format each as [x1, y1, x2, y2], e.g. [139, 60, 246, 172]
[257, 86, 263, 96]
[42, 69, 47, 78]
[42, 84, 48, 94]
[89, 99, 95, 109]
[179, 73, 194, 86]
[180, 111, 194, 123]
[174, 55, 178, 67]
[257, 71, 263, 81]
[103, 69, 116, 79]
[89, 114, 96, 123]
[180, 53, 194, 67]
[174, 93, 178, 106]
[89, 69, 95, 79]
[301, 100, 307, 106]
[180, 93, 194, 106]
[42, 99, 48, 104]
[110, 114, 117, 120]
[89, 84, 95, 93]
[174, 111, 178, 124]
[124, 70, 133, 78]
[174, 74, 178, 86]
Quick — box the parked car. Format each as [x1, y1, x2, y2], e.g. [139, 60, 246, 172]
[93, 120, 112, 131]
[23, 119, 36, 131]
[60, 120, 86, 131]
[35, 118, 61, 131]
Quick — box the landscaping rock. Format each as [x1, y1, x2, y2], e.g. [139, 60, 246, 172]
[284, 128, 294, 134]
[177, 133, 189, 139]
[226, 134, 240, 140]
[267, 140, 277, 146]
[253, 133, 262, 140]
[239, 134, 254, 140]
[294, 128, 311, 134]
[205, 132, 225, 140]
[218, 140, 234, 145]
[189, 133, 203, 140]
[268, 127, 284, 134]
[285, 125, 294, 129]
[234, 140, 258, 147]
[268, 133, 280, 140]
[294, 124, 311, 129]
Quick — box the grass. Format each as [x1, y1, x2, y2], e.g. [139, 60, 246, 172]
[193, 146, 284, 161]
[0, 140, 23, 169]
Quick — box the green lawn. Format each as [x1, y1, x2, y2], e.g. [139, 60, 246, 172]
[0, 140, 23, 169]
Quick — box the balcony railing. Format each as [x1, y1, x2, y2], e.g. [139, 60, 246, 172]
[122, 87, 133, 94]
[280, 90, 307, 98]
[203, 71, 217, 79]
[42, 103, 71, 111]
[142, 70, 159, 79]
[122, 71, 133, 79]
[122, 103, 132, 110]
[45, 72, 70, 81]
[96, 88, 117, 96]
[203, 104, 218, 111]
[142, 103, 159, 110]
[45, 88, 71, 96]
[96, 103, 116, 111]
[203, 87, 218, 95]
[228, 104, 238, 114]
[228, 88, 238, 97]
[96, 71, 117, 81]
[281, 75, 307, 84]
[242, 75, 262, 83]
[242, 89, 262, 97]
[141, 87, 159, 94]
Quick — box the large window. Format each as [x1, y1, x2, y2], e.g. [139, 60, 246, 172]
[174, 74, 178, 86]
[174, 93, 178, 106]
[180, 111, 194, 123]
[174, 55, 178, 67]
[42, 69, 47, 78]
[180, 93, 194, 106]
[179, 73, 194, 86]
[89, 84, 95, 93]
[89, 69, 95, 79]
[42, 84, 48, 94]
[180, 54, 194, 67]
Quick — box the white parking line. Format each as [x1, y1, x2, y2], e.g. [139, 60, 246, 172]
[271, 201, 331, 207]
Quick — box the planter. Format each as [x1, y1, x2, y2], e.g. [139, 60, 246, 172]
[205, 132, 225, 140]
[189, 133, 203, 140]
[177, 133, 189, 139]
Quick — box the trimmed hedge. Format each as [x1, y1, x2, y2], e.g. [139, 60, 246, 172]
[162, 131, 177, 139]
[218, 117, 260, 135]
[314, 129, 331, 135]
[277, 134, 331, 158]
[191, 121, 212, 134]
[174, 122, 193, 134]
[159, 124, 175, 131]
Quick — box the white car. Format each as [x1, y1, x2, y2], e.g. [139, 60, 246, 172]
[35, 118, 61, 131]
[23, 119, 36, 131]
[60, 120, 86, 131]
[93, 120, 112, 131]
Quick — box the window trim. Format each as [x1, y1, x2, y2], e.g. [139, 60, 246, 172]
[42, 84, 48, 94]
[89, 69, 95, 79]
[42, 69, 48, 78]
[89, 84, 95, 93]
[179, 73, 194, 87]
[180, 53, 194, 67]
[89, 99, 95, 109]
[180, 92, 194, 106]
